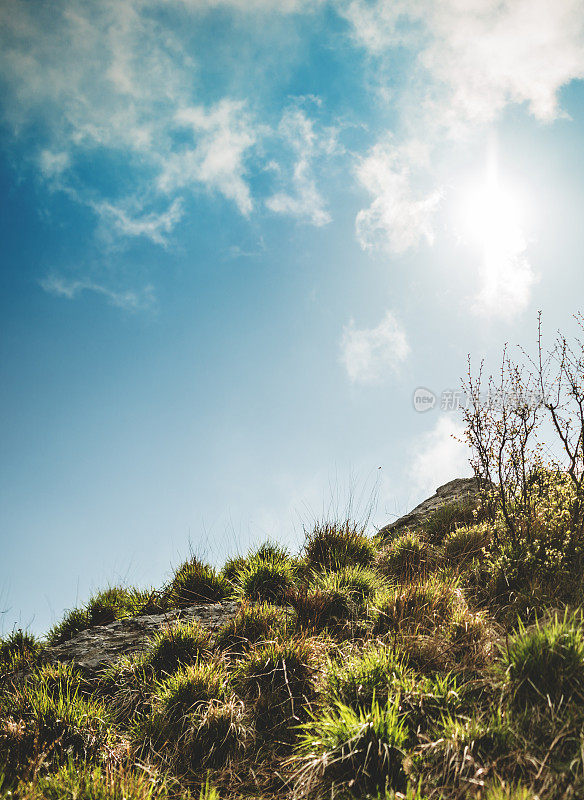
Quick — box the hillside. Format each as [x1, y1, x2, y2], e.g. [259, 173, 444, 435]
[3, 472, 584, 800]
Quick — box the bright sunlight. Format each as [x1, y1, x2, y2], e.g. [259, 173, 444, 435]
[457, 139, 533, 317]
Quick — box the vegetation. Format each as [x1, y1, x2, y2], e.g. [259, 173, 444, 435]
[303, 520, 376, 570]
[165, 558, 230, 608]
[47, 586, 152, 645]
[144, 621, 212, 676]
[214, 602, 290, 654]
[3, 317, 584, 798]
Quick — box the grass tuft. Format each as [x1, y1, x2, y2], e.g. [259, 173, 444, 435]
[214, 602, 289, 653]
[422, 500, 477, 544]
[295, 699, 407, 797]
[0, 630, 43, 672]
[372, 576, 462, 636]
[502, 611, 584, 706]
[323, 644, 409, 711]
[166, 559, 230, 608]
[376, 532, 428, 580]
[144, 621, 212, 676]
[443, 522, 491, 565]
[0, 670, 112, 785]
[303, 521, 375, 571]
[289, 565, 381, 631]
[47, 586, 151, 645]
[236, 558, 294, 604]
[154, 661, 229, 722]
[236, 637, 314, 732]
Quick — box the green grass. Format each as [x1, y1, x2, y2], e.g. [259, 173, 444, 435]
[323, 644, 409, 711]
[11, 469, 584, 799]
[502, 612, 584, 706]
[0, 630, 43, 671]
[422, 500, 477, 544]
[220, 555, 248, 583]
[154, 661, 229, 721]
[47, 586, 151, 645]
[188, 698, 248, 768]
[166, 559, 230, 608]
[214, 602, 289, 653]
[0, 671, 112, 785]
[372, 576, 461, 635]
[377, 532, 428, 579]
[248, 540, 291, 564]
[144, 620, 212, 675]
[14, 763, 172, 800]
[236, 557, 295, 604]
[303, 521, 376, 570]
[288, 565, 381, 631]
[443, 522, 491, 565]
[426, 709, 513, 787]
[235, 637, 315, 732]
[296, 699, 408, 797]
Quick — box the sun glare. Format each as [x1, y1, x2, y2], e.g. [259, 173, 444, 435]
[454, 138, 533, 317]
[460, 148, 524, 255]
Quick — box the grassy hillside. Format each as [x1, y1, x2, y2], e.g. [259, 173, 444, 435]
[3, 469, 584, 799]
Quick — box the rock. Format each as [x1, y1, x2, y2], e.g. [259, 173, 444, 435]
[378, 477, 482, 539]
[43, 479, 485, 672]
[46, 600, 241, 673]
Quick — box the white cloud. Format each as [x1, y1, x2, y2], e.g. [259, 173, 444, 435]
[266, 106, 335, 226]
[355, 139, 442, 253]
[38, 150, 70, 179]
[344, 0, 584, 131]
[346, 0, 584, 264]
[174, 0, 324, 10]
[92, 198, 184, 246]
[267, 159, 331, 226]
[158, 100, 257, 215]
[41, 275, 156, 311]
[0, 0, 188, 152]
[0, 0, 258, 240]
[341, 310, 410, 383]
[408, 416, 472, 496]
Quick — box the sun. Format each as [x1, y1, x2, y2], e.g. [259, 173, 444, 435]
[459, 147, 524, 257]
[454, 138, 533, 316]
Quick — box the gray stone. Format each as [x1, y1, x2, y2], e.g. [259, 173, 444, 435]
[378, 477, 482, 539]
[43, 479, 485, 673]
[46, 600, 241, 673]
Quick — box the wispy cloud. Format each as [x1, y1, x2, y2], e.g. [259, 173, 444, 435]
[2, 0, 583, 316]
[341, 311, 410, 383]
[170, 0, 325, 12]
[38, 150, 70, 179]
[91, 199, 184, 246]
[266, 105, 336, 226]
[0, 1, 260, 243]
[40, 275, 156, 311]
[158, 100, 258, 215]
[408, 416, 472, 496]
[355, 139, 442, 254]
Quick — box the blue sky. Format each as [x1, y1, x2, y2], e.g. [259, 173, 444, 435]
[1, 0, 584, 635]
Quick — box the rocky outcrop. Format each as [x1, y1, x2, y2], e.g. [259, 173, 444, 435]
[378, 477, 482, 539]
[45, 478, 482, 673]
[46, 600, 241, 673]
